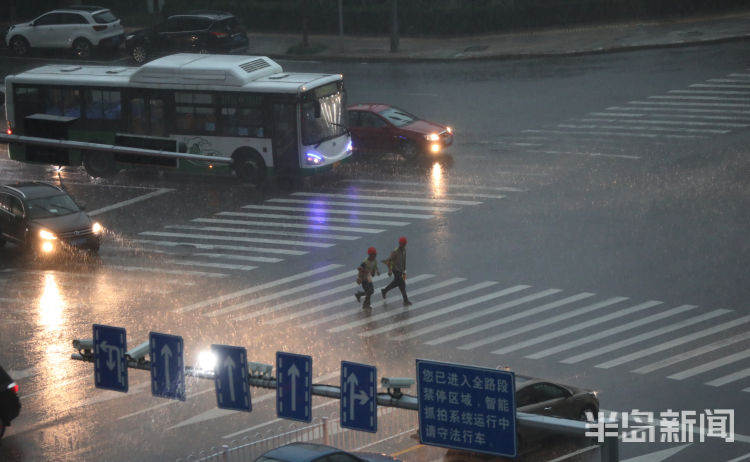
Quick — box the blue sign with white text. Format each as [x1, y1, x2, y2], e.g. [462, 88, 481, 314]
[212, 344, 252, 412]
[276, 352, 312, 422]
[93, 324, 128, 392]
[416, 360, 516, 458]
[150, 332, 185, 401]
[341, 361, 377, 433]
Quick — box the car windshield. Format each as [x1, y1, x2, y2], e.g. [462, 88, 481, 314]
[301, 83, 349, 146]
[26, 193, 81, 219]
[378, 107, 417, 127]
[93, 11, 117, 24]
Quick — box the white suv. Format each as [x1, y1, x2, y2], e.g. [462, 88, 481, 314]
[5, 5, 124, 59]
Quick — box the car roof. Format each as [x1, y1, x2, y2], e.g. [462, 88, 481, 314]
[258, 443, 346, 462]
[1, 182, 65, 199]
[52, 5, 110, 13]
[348, 103, 393, 113]
[170, 11, 235, 20]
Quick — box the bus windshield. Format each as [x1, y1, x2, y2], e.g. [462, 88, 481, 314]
[301, 83, 348, 146]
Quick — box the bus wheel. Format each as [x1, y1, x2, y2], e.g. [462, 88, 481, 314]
[233, 151, 266, 186]
[83, 151, 117, 178]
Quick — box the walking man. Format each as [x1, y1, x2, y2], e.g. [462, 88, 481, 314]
[356, 247, 380, 309]
[381, 236, 412, 306]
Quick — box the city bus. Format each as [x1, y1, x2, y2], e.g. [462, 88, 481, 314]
[3, 54, 351, 185]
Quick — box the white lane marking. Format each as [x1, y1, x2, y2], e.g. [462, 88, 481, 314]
[215, 211, 406, 228]
[139, 231, 335, 248]
[575, 117, 748, 128]
[595, 314, 750, 369]
[596, 112, 750, 122]
[168, 260, 257, 271]
[174, 264, 341, 313]
[328, 280, 486, 333]
[191, 253, 282, 264]
[557, 123, 728, 134]
[669, 89, 750, 95]
[526, 304, 698, 360]
[362, 285, 534, 338]
[88, 188, 173, 216]
[562, 309, 731, 364]
[74, 381, 151, 409]
[241, 204, 435, 219]
[291, 191, 483, 206]
[526, 149, 640, 160]
[619, 444, 692, 462]
[131, 239, 307, 256]
[9, 268, 197, 285]
[204, 270, 355, 318]
[705, 367, 750, 387]
[342, 178, 526, 192]
[267, 198, 459, 212]
[170, 224, 361, 241]
[630, 100, 750, 108]
[425, 289, 568, 346]
[522, 129, 701, 139]
[668, 349, 750, 381]
[689, 83, 750, 89]
[608, 105, 750, 115]
[230, 274, 390, 322]
[650, 95, 750, 102]
[496, 300, 658, 356]
[106, 265, 228, 278]
[266, 274, 436, 325]
[633, 331, 750, 375]
[727, 453, 750, 462]
[303, 278, 462, 329]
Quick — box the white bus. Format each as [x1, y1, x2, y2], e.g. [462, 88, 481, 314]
[3, 54, 351, 185]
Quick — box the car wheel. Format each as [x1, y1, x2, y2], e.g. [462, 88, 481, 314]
[399, 141, 420, 161]
[579, 405, 598, 422]
[131, 45, 148, 64]
[9, 36, 30, 56]
[233, 150, 266, 186]
[83, 151, 117, 178]
[72, 38, 92, 59]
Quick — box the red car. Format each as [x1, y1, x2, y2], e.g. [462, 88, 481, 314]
[347, 103, 453, 159]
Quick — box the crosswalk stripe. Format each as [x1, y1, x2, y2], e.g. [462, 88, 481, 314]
[106, 265, 228, 278]
[689, 83, 750, 89]
[204, 271, 355, 318]
[174, 264, 341, 313]
[595, 314, 750, 369]
[204, 215, 387, 232]
[131, 239, 307, 256]
[650, 95, 750, 102]
[669, 89, 750, 95]
[307, 278, 464, 329]
[191, 253, 283, 264]
[139, 231, 336, 247]
[562, 309, 730, 364]
[425, 289, 568, 347]
[705, 368, 750, 387]
[630, 100, 750, 108]
[668, 349, 750, 381]
[328, 280, 489, 334]
[265, 274, 436, 325]
[526, 149, 640, 160]
[291, 191, 483, 206]
[230, 274, 390, 322]
[593, 111, 750, 121]
[267, 198, 460, 212]
[215, 211, 406, 228]
[527, 304, 696, 359]
[633, 331, 750, 375]
[557, 123, 728, 134]
[168, 260, 257, 271]
[522, 128, 701, 139]
[341, 179, 525, 193]
[362, 285, 532, 338]
[608, 105, 750, 115]
[345, 187, 507, 200]
[241, 204, 435, 219]
[576, 117, 748, 128]
[517, 300, 664, 359]
[167, 224, 361, 241]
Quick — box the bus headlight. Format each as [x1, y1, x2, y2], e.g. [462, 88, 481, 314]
[305, 152, 323, 165]
[92, 222, 103, 234]
[39, 229, 57, 241]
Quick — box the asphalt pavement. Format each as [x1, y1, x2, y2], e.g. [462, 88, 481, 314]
[241, 8, 750, 61]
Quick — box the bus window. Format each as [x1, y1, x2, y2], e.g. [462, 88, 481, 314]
[149, 98, 165, 136]
[42, 87, 81, 118]
[175, 92, 216, 134]
[85, 89, 121, 120]
[13, 86, 42, 120]
[219, 93, 264, 138]
[130, 97, 146, 134]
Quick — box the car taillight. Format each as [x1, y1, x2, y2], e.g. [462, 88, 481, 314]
[8, 382, 18, 393]
[211, 31, 229, 38]
[93, 25, 107, 31]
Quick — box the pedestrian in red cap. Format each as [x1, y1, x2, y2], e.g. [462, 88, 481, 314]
[356, 246, 380, 309]
[381, 236, 412, 306]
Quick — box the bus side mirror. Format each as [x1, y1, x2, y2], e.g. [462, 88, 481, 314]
[314, 101, 321, 118]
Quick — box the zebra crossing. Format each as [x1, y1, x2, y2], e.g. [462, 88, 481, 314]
[179, 264, 750, 392]
[495, 69, 750, 156]
[102, 185, 500, 277]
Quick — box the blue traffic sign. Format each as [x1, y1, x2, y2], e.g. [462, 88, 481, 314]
[276, 352, 312, 422]
[150, 332, 185, 401]
[212, 344, 252, 412]
[340, 361, 377, 433]
[416, 360, 516, 458]
[93, 324, 128, 392]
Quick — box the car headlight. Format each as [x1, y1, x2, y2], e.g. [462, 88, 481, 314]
[39, 229, 57, 241]
[425, 133, 440, 141]
[92, 222, 103, 234]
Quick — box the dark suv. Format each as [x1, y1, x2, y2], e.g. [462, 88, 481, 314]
[0, 365, 21, 439]
[125, 11, 249, 63]
[0, 182, 103, 255]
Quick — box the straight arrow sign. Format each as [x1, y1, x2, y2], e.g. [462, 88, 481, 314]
[212, 344, 251, 412]
[150, 332, 185, 401]
[276, 352, 311, 422]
